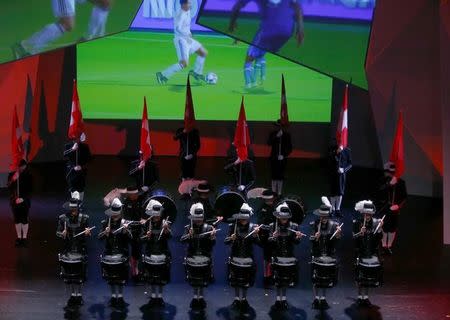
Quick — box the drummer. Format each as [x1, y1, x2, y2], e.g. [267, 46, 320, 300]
[256, 190, 277, 290]
[180, 203, 217, 310]
[141, 200, 172, 307]
[225, 203, 260, 310]
[310, 197, 342, 310]
[268, 202, 305, 310]
[121, 186, 145, 280]
[353, 200, 384, 306]
[130, 151, 160, 193]
[98, 198, 131, 308]
[56, 191, 92, 307]
[192, 183, 223, 224]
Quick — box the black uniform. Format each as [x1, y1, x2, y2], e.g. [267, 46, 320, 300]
[377, 177, 407, 233]
[122, 197, 144, 261]
[269, 222, 301, 259]
[64, 142, 92, 193]
[7, 169, 32, 224]
[268, 130, 292, 180]
[174, 128, 201, 179]
[130, 158, 159, 190]
[310, 219, 340, 258]
[56, 212, 90, 256]
[352, 218, 383, 259]
[328, 146, 352, 196]
[181, 223, 216, 258]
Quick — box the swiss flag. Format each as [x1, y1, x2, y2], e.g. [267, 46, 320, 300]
[10, 105, 24, 171]
[280, 74, 289, 126]
[233, 97, 251, 162]
[68, 80, 85, 140]
[184, 76, 196, 132]
[140, 97, 152, 162]
[389, 111, 404, 178]
[336, 84, 349, 148]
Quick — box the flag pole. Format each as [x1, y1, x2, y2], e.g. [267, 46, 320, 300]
[17, 170, 20, 199]
[239, 162, 242, 186]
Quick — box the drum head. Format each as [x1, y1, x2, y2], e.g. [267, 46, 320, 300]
[230, 257, 253, 266]
[144, 189, 177, 222]
[187, 255, 210, 266]
[314, 256, 337, 266]
[276, 195, 305, 224]
[215, 186, 246, 219]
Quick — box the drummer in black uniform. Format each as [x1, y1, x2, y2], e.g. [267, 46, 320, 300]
[180, 203, 217, 310]
[225, 203, 260, 310]
[56, 191, 92, 306]
[64, 134, 92, 201]
[174, 127, 201, 180]
[257, 189, 277, 290]
[268, 202, 305, 310]
[129, 152, 160, 193]
[7, 159, 33, 247]
[328, 143, 352, 217]
[267, 120, 292, 196]
[121, 186, 145, 280]
[378, 162, 407, 255]
[310, 197, 342, 310]
[141, 199, 172, 307]
[353, 200, 384, 306]
[98, 198, 131, 307]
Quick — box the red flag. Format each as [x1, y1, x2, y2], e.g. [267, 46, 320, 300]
[280, 74, 289, 126]
[184, 76, 196, 132]
[11, 105, 24, 171]
[68, 80, 85, 140]
[140, 97, 152, 162]
[233, 97, 251, 162]
[336, 84, 349, 148]
[389, 111, 404, 178]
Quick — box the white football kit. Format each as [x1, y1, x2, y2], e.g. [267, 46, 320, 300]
[52, 0, 87, 18]
[173, 9, 202, 62]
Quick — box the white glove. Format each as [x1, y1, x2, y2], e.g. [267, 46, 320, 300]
[338, 167, 344, 174]
[390, 204, 399, 211]
[74, 165, 82, 171]
[15, 197, 24, 204]
[141, 186, 149, 192]
[276, 130, 283, 138]
[185, 154, 193, 160]
[238, 185, 245, 192]
[390, 176, 398, 185]
[277, 155, 284, 161]
[71, 143, 78, 151]
[138, 160, 146, 170]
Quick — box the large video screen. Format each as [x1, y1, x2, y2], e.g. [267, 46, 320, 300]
[197, 0, 375, 89]
[77, 1, 332, 122]
[0, 0, 142, 65]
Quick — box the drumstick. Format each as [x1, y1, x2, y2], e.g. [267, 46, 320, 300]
[374, 215, 386, 234]
[286, 228, 307, 237]
[158, 217, 170, 241]
[199, 228, 221, 236]
[244, 225, 263, 239]
[330, 223, 344, 240]
[73, 226, 96, 238]
[113, 221, 131, 235]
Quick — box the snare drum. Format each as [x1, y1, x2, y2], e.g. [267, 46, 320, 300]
[228, 257, 255, 288]
[272, 257, 298, 287]
[142, 254, 171, 285]
[184, 255, 212, 287]
[355, 256, 383, 287]
[58, 252, 86, 284]
[311, 255, 338, 288]
[215, 186, 245, 218]
[100, 254, 128, 284]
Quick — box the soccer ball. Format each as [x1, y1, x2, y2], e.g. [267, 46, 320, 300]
[206, 72, 218, 85]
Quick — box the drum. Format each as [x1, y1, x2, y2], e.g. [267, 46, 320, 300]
[100, 254, 128, 284]
[184, 255, 212, 287]
[143, 189, 177, 222]
[276, 195, 305, 224]
[311, 255, 338, 288]
[228, 257, 255, 288]
[272, 257, 298, 287]
[215, 186, 246, 219]
[356, 256, 383, 287]
[142, 254, 171, 285]
[58, 252, 86, 283]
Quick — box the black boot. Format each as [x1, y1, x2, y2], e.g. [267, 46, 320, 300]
[198, 298, 207, 309]
[312, 298, 320, 309]
[67, 296, 77, 307]
[273, 301, 283, 310]
[240, 298, 249, 310]
[320, 299, 330, 310]
[156, 297, 165, 307]
[15, 238, 21, 247]
[281, 300, 289, 310]
[231, 299, 241, 308]
[190, 298, 199, 309]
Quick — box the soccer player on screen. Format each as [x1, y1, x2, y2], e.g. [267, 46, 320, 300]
[156, 0, 208, 84]
[11, 0, 112, 58]
[229, 0, 304, 88]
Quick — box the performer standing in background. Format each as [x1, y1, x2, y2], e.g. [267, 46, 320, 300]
[378, 162, 407, 255]
[328, 143, 352, 217]
[353, 200, 384, 306]
[8, 159, 33, 247]
[310, 197, 342, 310]
[257, 189, 277, 290]
[64, 133, 92, 201]
[121, 186, 145, 280]
[141, 200, 172, 307]
[174, 126, 201, 180]
[268, 202, 304, 310]
[225, 143, 256, 192]
[129, 151, 160, 193]
[180, 203, 217, 310]
[268, 119, 292, 196]
[56, 191, 91, 306]
[225, 203, 260, 310]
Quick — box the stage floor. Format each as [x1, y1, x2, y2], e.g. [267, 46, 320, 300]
[0, 156, 449, 320]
